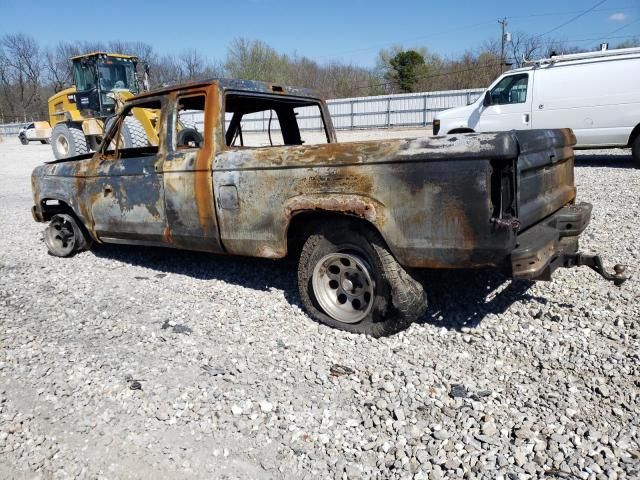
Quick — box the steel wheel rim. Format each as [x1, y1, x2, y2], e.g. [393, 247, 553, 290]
[56, 134, 69, 156]
[45, 217, 76, 255]
[312, 252, 375, 323]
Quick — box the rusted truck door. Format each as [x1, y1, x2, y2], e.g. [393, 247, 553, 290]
[161, 89, 224, 252]
[84, 97, 169, 245]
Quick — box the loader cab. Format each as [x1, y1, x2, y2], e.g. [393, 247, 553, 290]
[72, 53, 140, 118]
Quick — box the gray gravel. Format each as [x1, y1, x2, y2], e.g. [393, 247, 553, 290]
[1, 135, 639, 479]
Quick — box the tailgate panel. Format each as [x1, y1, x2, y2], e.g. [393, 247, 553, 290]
[515, 129, 576, 230]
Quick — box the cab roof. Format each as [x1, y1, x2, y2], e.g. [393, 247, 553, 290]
[71, 52, 138, 61]
[133, 78, 323, 102]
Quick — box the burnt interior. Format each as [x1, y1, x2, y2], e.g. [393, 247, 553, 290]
[490, 159, 516, 220]
[101, 98, 162, 159]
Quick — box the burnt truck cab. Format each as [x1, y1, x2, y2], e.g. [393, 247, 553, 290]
[31, 79, 628, 337]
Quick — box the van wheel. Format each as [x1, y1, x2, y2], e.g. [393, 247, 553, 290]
[297, 221, 427, 337]
[632, 135, 640, 166]
[20, 135, 29, 145]
[44, 214, 91, 257]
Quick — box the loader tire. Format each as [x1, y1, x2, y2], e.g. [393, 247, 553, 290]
[298, 220, 427, 337]
[51, 123, 88, 159]
[121, 117, 148, 148]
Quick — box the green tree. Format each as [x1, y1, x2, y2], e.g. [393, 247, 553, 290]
[388, 50, 426, 93]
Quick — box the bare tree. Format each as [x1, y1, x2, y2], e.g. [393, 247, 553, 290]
[0, 33, 44, 121]
[225, 38, 288, 83]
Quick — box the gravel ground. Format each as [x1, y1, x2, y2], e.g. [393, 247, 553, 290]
[0, 134, 638, 479]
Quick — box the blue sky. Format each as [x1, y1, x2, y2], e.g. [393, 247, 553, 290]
[1, 0, 638, 66]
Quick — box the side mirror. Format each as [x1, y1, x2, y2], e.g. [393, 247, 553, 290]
[483, 91, 493, 107]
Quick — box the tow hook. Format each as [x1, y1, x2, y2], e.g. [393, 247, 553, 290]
[565, 253, 629, 286]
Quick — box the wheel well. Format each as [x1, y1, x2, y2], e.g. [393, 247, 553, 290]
[628, 123, 640, 147]
[286, 211, 382, 259]
[447, 128, 475, 134]
[40, 199, 76, 222]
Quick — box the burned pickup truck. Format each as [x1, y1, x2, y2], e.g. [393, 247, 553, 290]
[31, 79, 627, 336]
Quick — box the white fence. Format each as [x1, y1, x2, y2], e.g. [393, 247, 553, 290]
[227, 88, 484, 133]
[0, 121, 28, 136]
[0, 87, 485, 136]
[324, 88, 483, 130]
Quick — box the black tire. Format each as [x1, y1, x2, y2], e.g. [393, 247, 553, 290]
[51, 123, 88, 159]
[19, 135, 29, 145]
[298, 220, 427, 337]
[43, 214, 92, 257]
[632, 134, 640, 167]
[121, 117, 149, 148]
[177, 127, 203, 148]
[105, 116, 149, 149]
[40, 139, 48, 144]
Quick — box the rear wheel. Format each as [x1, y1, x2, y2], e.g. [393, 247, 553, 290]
[51, 123, 88, 159]
[43, 214, 91, 257]
[632, 135, 640, 166]
[298, 221, 427, 337]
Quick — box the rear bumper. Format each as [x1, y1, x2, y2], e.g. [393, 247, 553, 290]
[511, 202, 592, 280]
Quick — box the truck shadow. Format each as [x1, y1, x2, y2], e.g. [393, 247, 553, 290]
[414, 270, 554, 330]
[574, 152, 635, 168]
[91, 244, 562, 332]
[91, 243, 298, 296]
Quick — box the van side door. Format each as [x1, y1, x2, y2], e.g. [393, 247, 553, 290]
[474, 73, 533, 132]
[530, 60, 640, 147]
[162, 86, 224, 252]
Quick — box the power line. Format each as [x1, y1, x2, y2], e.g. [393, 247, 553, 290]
[352, 31, 638, 92]
[318, 1, 628, 62]
[608, 18, 640, 35]
[535, 0, 609, 38]
[506, 5, 638, 20]
[353, 63, 499, 91]
[315, 20, 495, 60]
[568, 33, 639, 43]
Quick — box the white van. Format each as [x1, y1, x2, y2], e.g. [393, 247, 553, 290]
[434, 47, 640, 164]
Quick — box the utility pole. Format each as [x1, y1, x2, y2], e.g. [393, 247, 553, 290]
[498, 18, 508, 74]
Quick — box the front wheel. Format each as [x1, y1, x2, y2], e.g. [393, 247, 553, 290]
[297, 221, 427, 337]
[19, 135, 29, 145]
[632, 135, 640, 167]
[44, 214, 91, 257]
[51, 123, 88, 159]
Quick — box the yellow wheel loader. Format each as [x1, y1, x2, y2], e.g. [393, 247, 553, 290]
[47, 52, 156, 159]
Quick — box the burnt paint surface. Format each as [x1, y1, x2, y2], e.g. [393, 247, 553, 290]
[32, 78, 578, 271]
[214, 133, 521, 267]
